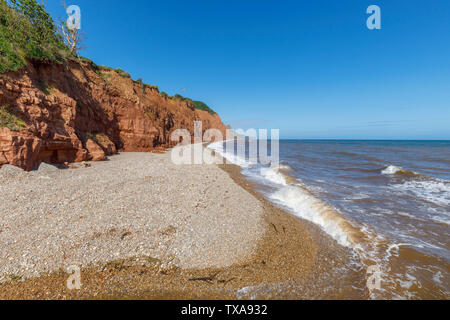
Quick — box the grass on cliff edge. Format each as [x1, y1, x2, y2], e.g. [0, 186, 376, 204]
[0, 105, 25, 131]
[193, 100, 216, 115]
[168, 94, 216, 115]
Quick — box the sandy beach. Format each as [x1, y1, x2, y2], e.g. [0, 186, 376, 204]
[0, 147, 368, 299]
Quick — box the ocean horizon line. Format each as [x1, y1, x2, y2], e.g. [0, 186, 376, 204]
[233, 138, 450, 142]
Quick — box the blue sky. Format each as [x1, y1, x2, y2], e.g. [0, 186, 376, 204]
[44, 0, 450, 139]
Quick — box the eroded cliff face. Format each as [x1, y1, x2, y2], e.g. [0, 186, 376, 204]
[0, 59, 227, 170]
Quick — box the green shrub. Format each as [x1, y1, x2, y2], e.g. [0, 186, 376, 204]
[160, 92, 169, 99]
[193, 100, 216, 115]
[167, 93, 216, 114]
[97, 65, 113, 71]
[0, 105, 26, 130]
[132, 79, 158, 90]
[93, 65, 112, 83]
[0, 0, 71, 74]
[78, 56, 93, 64]
[173, 93, 195, 104]
[115, 68, 131, 78]
[142, 82, 158, 92]
[96, 71, 111, 83]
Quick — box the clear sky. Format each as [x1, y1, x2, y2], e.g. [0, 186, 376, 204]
[44, 0, 450, 139]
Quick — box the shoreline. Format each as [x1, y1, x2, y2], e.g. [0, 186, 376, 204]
[0, 150, 369, 300]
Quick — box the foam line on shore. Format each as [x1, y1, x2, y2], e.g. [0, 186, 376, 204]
[208, 141, 359, 248]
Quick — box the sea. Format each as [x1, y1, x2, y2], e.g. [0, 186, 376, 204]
[208, 140, 449, 299]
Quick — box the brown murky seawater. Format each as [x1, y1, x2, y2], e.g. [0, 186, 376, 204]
[209, 140, 450, 299]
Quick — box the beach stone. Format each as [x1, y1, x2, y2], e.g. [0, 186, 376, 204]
[0, 164, 26, 179]
[37, 162, 59, 172]
[0, 151, 265, 281]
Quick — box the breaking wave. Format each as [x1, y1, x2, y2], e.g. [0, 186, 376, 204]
[208, 141, 360, 248]
[381, 165, 420, 177]
[390, 179, 450, 207]
[381, 165, 450, 207]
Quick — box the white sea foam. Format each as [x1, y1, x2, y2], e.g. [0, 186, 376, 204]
[396, 212, 417, 219]
[390, 179, 450, 207]
[431, 216, 450, 226]
[382, 165, 404, 175]
[278, 163, 292, 170]
[433, 271, 443, 284]
[398, 273, 419, 290]
[208, 141, 253, 168]
[236, 285, 258, 300]
[385, 243, 410, 260]
[208, 142, 355, 247]
[381, 165, 419, 176]
[270, 185, 353, 247]
[259, 167, 287, 186]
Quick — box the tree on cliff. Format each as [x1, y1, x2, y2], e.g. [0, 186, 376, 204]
[0, 0, 71, 72]
[58, 2, 84, 56]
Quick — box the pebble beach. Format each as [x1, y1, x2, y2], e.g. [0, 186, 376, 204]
[0, 147, 368, 299]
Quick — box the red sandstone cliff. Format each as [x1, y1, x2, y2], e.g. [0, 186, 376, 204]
[0, 59, 227, 170]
